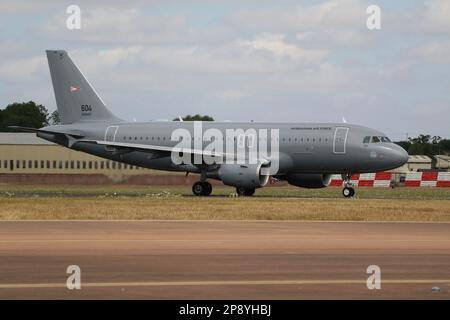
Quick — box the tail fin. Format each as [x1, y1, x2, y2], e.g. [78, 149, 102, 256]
[46, 50, 120, 124]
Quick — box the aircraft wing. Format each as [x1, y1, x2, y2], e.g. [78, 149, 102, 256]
[78, 139, 269, 164]
[81, 139, 228, 157]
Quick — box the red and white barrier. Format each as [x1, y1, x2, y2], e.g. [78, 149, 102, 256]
[330, 172, 392, 187]
[405, 172, 450, 187]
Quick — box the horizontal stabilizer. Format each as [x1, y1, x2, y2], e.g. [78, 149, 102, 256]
[7, 126, 85, 139]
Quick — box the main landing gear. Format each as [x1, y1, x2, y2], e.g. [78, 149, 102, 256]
[191, 182, 256, 197]
[341, 173, 355, 198]
[192, 181, 212, 196]
[236, 186, 256, 196]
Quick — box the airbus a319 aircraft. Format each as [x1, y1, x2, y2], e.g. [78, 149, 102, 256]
[11, 50, 408, 197]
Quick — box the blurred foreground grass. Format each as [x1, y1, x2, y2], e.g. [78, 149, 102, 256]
[0, 185, 449, 221]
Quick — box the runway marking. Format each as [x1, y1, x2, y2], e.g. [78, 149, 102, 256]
[1, 279, 450, 289]
[0, 238, 449, 243]
[5, 240, 178, 243]
[1, 220, 450, 224]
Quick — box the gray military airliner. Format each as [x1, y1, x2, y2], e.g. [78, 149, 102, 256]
[11, 50, 408, 197]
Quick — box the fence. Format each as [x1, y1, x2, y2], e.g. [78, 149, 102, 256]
[330, 171, 450, 187]
[404, 172, 450, 187]
[330, 172, 392, 187]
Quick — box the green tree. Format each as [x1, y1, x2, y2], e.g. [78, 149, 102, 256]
[173, 114, 214, 121]
[407, 134, 433, 156]
[438, 139, 450, 155]
[394, 140, 411, 153]
[0, 101, 49, 131]
[395, 134, 450, 156]
[50, 110, 60, 125]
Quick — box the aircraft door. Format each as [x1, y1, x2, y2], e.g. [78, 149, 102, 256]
[104, 126, 119, 151]
[333, 127, 349, 154]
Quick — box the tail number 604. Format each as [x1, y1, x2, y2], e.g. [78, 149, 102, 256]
[81, 105, 92, 112]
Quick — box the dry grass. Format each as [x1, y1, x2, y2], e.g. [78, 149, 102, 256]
[1, 185, 450, 199]
[1, 196, 450, 221]
[1, 185, 449, 221]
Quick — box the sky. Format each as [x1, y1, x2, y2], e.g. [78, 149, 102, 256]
[0, 0, 449, 140]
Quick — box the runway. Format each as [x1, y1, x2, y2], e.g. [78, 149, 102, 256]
[0, 220, 449, 299]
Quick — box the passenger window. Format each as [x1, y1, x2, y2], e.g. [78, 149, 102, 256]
[363, 136, 370, 144]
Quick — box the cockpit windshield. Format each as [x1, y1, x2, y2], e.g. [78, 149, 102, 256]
[363, 136, 391, 143]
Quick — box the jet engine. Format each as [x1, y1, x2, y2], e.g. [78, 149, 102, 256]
[286, 173, 332, 189]
[217, 162, 270, 188]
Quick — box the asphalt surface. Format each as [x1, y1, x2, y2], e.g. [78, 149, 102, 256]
[0, 220, 449, 299]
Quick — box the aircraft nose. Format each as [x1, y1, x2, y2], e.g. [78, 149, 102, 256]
[389, 144, 409, 167]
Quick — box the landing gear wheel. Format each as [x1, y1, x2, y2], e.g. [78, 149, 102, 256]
[202, 182, 212, 196]
[192, 181, 212, 196]
[192, 182, 204, 196]
[342, 187, 355, 198]
[236, 187, 256, 196]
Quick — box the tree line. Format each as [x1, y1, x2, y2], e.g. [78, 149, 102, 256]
[0, 101, 213, 131]
[1, 101, 448, 155]
[395, 135, 450, 156]
[0, 101, 58, 131]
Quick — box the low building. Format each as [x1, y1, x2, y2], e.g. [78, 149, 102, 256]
[0, 132, 188, 185]
[406, 155, 433, 172]
[434, 155, 450, 172]
[389, 155, 432, 173]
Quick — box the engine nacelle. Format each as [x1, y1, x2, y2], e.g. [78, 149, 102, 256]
[286, 173, 332, 189]
[218, 162, 270, 188]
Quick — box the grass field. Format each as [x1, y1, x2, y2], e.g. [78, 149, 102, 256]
[0, 185, 449, 221]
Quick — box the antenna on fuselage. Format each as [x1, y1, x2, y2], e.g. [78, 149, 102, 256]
[342, 117, 347, 123]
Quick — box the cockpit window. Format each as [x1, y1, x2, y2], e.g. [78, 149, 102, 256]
[368, 136, 391, 143]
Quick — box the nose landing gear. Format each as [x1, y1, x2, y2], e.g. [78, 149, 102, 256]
[342, 186, 355, 198]
[341, 174, 355, 198]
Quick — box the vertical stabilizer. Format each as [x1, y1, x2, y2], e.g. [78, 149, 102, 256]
[46, 50, 120, 124]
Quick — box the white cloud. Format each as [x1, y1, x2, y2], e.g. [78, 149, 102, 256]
[228, 0, 369, 47]
[215, 90, 249, 102]
[0, 1, 53, 13]
[41, 7, 188, 45]
[0, 55, 46, 82]
[422, 0, 450, 34]
[415, 41, 450, 64]
[239, 34, 327, 64]
[97, 46, 143, 66]
[105, 34, 328, 78]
